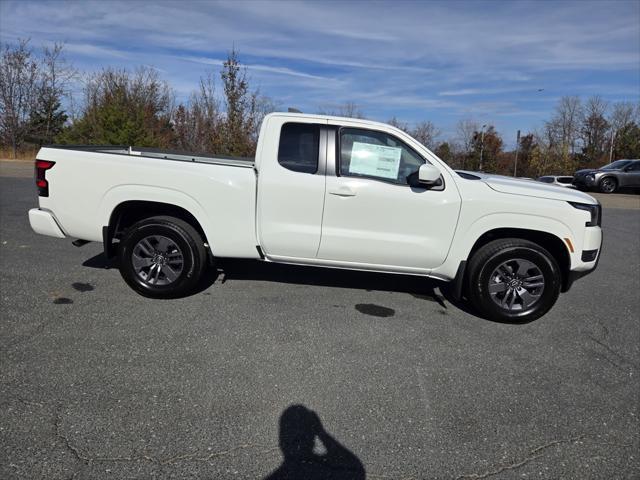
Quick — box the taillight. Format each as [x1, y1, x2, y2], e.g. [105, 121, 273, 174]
[35, 160, 55, 197]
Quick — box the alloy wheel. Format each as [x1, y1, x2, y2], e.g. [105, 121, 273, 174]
[487, 258, 545, 311]
[131, 235, 184, 285]
[600, 178, 616, 193]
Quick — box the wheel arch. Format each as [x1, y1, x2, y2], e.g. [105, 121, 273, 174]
[105, 200, 209, 258]
[467, 227, 571, 292]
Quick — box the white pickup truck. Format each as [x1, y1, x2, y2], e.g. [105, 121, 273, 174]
[29, 112, 602, 322]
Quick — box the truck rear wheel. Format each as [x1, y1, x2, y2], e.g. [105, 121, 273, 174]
[118, 216, 207, 298]
[466, 238, 561, 323]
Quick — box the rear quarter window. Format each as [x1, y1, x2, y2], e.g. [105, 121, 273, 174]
[277, 123, 319, 174]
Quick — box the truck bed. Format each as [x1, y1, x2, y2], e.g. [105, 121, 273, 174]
[35, 144, 260, 259]
[44, 145, 256, 169]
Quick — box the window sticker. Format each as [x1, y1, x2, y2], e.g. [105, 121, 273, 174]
[348, 142, 402, 179]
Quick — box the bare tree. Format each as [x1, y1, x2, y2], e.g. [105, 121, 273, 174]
[30, 43, 76, 145]
[608, 101, 636, 161]
[174, 72, 221, 153]
[253, 94, 279, 143]
[387, 116, 409, 132]
[549, 96, 582, 155]
[0, 39, 39, 157]
[221, 49, 259, 157]
[456, 119, 478, 152]
[455, 119, 479, 169]
[411, 120, 440, 150]
[580, 95, 609, 163]
[338, 101, 364, 119]
[443, 140, 464, 169]
[529, 126, 553, 177]
[389, 118, 440, 150]
[318, 102, 365, 119]
[194, 73, 220, 149]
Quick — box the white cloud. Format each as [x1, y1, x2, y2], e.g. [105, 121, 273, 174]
[64, 43, 129, 59]
[182, 56, 332, 81]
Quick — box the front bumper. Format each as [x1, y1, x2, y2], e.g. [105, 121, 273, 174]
[572, 174, 597, 188]
[29, 208, 66, 238]
[562, 226, 602, 292]
[563, 254, 600, 292]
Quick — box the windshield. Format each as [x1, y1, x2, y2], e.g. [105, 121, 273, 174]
[601, 160, 631, 170]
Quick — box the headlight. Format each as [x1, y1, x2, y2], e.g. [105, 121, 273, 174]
[568, 201, 601, 227]
[586, 174, 595, 181]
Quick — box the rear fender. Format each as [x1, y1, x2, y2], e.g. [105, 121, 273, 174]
[99, 185, 214, 252]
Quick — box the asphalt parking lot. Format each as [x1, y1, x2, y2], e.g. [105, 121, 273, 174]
[1, 163, 639, 479]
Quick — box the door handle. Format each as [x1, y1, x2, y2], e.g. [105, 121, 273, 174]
[328, 187, 356, 197]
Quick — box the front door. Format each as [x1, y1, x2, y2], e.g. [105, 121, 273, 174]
[623, 161, 640, 187]
[317, 127, 460, 272]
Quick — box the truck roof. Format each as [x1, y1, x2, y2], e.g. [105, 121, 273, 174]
[265, 112, 405, 132]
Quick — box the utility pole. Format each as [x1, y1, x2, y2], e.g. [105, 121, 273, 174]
[514, 129, 520, 177]
[479, 124, 487, 171]
[609, 128, 616, 163]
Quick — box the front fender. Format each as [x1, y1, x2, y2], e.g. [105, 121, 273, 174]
[460, 213, 574, 259]
[432, 212, 575, 280]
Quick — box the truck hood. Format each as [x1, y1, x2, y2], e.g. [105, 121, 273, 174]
[459, 171, 598, 204]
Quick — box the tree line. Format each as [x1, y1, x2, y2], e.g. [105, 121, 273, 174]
[0, 41, 275, 159]
[381, 98, 639, 177]
[1, 40, 638, 175]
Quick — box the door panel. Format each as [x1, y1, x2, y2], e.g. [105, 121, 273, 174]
[257, 118, 328, 258]
[317, 127, 461, 270]
[318, 177, 460, 269]
[623, 162, 640, 187]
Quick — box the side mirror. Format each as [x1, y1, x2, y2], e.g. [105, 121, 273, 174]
[418, 164, 441, 185]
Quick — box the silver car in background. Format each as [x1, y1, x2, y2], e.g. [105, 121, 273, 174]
[537, 175, 575, 188]
[572, 159, 640, 193]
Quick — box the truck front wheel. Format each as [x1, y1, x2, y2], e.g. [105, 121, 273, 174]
[118, 216, 207, 298]
[466, 238, 561, 323]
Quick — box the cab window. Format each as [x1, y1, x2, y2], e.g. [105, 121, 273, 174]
[278, 123, 319, 174]
[339, 128, 424, 185]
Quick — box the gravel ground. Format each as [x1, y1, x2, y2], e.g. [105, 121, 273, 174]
[1, 171, 639, 479]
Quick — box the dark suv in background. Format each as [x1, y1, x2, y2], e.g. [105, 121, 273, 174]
[573, 159, 640, 193]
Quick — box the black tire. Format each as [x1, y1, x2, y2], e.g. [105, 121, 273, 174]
[599, 177, 617, 194]
[118, 216, 207, 298]
[466, 238, 561, 323]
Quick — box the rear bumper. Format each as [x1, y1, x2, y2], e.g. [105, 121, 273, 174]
[29, 208, 66, 238]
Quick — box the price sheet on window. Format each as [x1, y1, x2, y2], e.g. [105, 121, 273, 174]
[349, 142, 402, 179]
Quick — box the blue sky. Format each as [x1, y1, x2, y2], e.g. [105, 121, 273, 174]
[1, 0, 638, 146]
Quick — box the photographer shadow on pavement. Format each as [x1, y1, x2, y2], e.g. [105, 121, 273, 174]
[264, 405, 366, 480]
